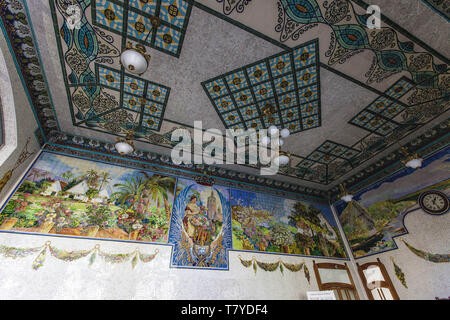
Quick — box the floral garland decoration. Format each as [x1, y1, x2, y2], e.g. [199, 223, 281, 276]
[238, 255, 310, 282]
[390, 257, 407, 289]
[402, 240, 450, 263]
[0, 241, 158, 270]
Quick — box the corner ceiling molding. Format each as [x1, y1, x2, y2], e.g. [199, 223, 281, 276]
[0, 0, 59, 138]
[329, 118, 450, 201]
[46, 132, 330, 202]
[421, 0, 450, 22]
[202, 40, 321, 133]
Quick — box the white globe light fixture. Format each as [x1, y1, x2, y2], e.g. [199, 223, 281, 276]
[260, 135, 271, 146]
[268, 125, 279, 136]
[400, 147, 423, 169]
[120, 47, 150, 75]
[404, 157, 423, 169]
[119, 16, 160, 75]
[339, 184, 354, 203]
[274, 151, 291, 167]
[280, 128, 290, 138]
[115, 140, 135, 155]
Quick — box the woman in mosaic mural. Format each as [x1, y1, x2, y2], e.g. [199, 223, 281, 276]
[169, 178, 232, 269]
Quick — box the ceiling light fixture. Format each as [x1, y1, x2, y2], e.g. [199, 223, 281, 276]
[115, 131, 135, 155]
[400, 146, 423, 169]
[120, 15, 161, 75]
[274, 150, 291, 166]
[339, 184, 354, 202]
[115, 113, 139, 155]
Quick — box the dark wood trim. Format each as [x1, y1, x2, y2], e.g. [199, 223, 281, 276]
[313, 260, 360, 300]
[356, 258, 400, 300]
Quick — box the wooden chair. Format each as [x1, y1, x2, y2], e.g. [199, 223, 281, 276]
[356, 258, 399, 300]
[313, 260, 360, 300]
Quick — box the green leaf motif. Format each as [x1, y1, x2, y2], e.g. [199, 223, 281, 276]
[256, 260, 280, 272]
[131, 252, 138, 269]
[304, 264, 310, 284]
[89, 251, 97, 267]
[32, 247, 47, 270]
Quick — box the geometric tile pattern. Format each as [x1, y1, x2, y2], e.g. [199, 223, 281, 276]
[297, 140, 360, 168]
[93, 0, 192, 57]
[349, 77, 415, 136]
[97, 64, 170, 131]
[202, 40, 321, 133]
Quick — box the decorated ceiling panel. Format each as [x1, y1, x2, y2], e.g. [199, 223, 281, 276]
[93, 0, 192, 57]
[51, 0, 183, 139]
[2, 0, 449, 194]
[202, 40, 321, 133]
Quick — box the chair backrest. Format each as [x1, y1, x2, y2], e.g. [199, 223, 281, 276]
[356, 258, 400, 300]
[313, 261, 360, 300]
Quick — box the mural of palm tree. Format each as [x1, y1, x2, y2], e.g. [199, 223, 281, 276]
[140, 172, 175, 220]
[111, 176, 146, 214]
[84, 169, 100, 188]
[62, 171, 75, 183]
[98, 171, 112, 192]
[83, 169, 100, 201]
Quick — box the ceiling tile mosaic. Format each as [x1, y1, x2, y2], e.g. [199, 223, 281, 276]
[93, 0, 192, 57]
[51, 0, 182, 138]
[349, 77, 415, 136]
[4, 0, 448, 192]
[202, 40, 321, 133]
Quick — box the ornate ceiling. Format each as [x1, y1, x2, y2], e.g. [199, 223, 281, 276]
[1, 0, 449, 198]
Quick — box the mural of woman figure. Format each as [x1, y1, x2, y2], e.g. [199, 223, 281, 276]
[182, 195, 201, 239]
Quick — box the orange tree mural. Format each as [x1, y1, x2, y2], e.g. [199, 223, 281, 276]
[230, 188, 347, 258]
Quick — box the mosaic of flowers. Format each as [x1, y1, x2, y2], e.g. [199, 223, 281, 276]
[202, 40, 321, 134]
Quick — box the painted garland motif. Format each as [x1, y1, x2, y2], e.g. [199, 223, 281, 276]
[0, 241, 158, 270]
[390, 256, 407, 288]
[238, 255, 309, 282]
[403, 240, 450, 263]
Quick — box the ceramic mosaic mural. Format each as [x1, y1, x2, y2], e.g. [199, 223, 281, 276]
[168, 178, 232, 269]
[0, 152, 176, 243]
[334, 146, 450, 258]
[230, 188, 347, 258]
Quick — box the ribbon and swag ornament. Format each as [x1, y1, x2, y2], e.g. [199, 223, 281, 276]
[238, 255, 310, 283]
[0, 241, 158, 270]
[402, 240, 450, 263]
[390, 256, 407, 289]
